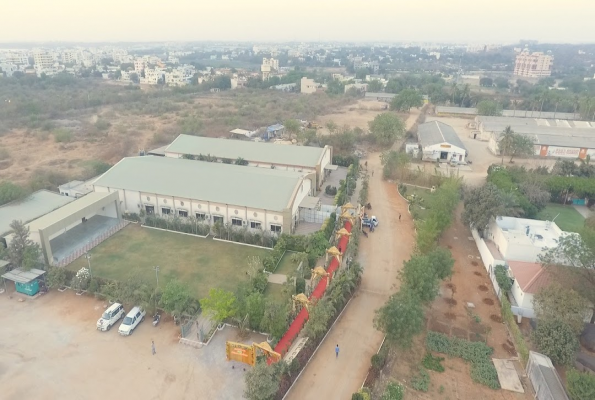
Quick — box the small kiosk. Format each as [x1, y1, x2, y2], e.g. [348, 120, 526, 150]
[2, 268, 46, 296]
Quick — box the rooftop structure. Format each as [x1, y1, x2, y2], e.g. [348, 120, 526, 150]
[435, 106, 580, 120]
[93, 156, 309, 212]
[417, 121, 467, 150]
[0, 190, 74, 237]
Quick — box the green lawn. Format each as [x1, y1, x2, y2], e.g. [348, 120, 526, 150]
[264, 283, 290, 304]
[68, 225, 270, 299]
[536, 203, 585, 232]
[274, 251, 298, 275]
[403, 186, 434, 221]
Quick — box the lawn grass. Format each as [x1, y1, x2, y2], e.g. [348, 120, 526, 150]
[274, 251, 298, 275]
[403, 186, 434, 221]
[536, 203, 585, 233]
[68, 225, 270, 299]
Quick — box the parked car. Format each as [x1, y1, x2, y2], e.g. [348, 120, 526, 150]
[118, 306, 146, 336]
[362, 215, 379, 228]
[97, 303, 125, 331]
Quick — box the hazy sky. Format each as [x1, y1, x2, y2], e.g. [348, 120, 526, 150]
[2, 0, 594, 44]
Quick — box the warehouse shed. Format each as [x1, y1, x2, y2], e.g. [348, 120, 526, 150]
[417, 121, 467, 163]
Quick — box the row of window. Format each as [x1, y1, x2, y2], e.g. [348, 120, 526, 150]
[146, 206, 281, 232]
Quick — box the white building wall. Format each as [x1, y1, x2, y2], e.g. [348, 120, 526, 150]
[422, 143, 466, 162]
[319, 146, 332, 172]
[291, 179, 313, 217]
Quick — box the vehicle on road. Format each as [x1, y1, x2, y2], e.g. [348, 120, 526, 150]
[118, 306, 146, 336]
[97, 303, 125, 332]
[362, 215, 379, 228]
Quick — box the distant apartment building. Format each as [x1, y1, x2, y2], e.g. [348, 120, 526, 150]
[134, 59, 145, 73]
[165, 70, 190, 87]
[300, 77, 318, 94]
[514, 51, 553, 78]
[61, 50, 77, 64]
[4, 52, 29, 65]
[141, 69, 163, 85]
[261, 58, 279, 81]
[33, 51, 54, 69]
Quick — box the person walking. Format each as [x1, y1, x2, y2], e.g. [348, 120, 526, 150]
[152, 340, 156, 355]
[335, 344, 340, 358]
[371, 169, 374, 177]
[399, 213, 402, 222]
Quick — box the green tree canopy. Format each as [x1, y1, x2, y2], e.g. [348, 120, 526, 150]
[244, 360, 280, 400]
[462, 183, 508, 233]
[284, 119, 301, 140]
[200, 288, 238, 324]
[531, 319, 579, 366]
[0, 220, 41, 271]
[533, 283, 589, 335]
[400, 255, 440, 304]
[498, 126, 535, 162]
[477, 100, 503, 116]
[380, 150, 410, 180]
[261, 300, 289, 340]
[374, 289, 424, 347]
[369, 113, 405, 147]
[159, 279, 196, 317]
[0, 182, 28, 206]
[367, 80, 383, 92]
[567, 368, 595, 400]
[390, 89, 423, 112]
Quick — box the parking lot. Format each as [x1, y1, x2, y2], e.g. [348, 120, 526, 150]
[0, 289, 260, 400]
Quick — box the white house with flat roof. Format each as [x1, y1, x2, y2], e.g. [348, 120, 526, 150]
[163, 135, 333, 191]
[92, 156, 316, 234]
[484, 216, 572, 263]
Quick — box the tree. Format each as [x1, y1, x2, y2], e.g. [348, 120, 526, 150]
[303, 297, 334, 340]
[244, 360, 280, 400]
[462, 183, 508, 233]
[390, 89, 423, 112]
[519, 182, 550, 209]
[325, 120, 338, 135]
[374, 289, 424, 347]
[0, 220, 41, 270]
[234, 157, 248, 166]
[567, 368, 595, 400]
[200, 288, 237, 325]
[367, 80, 383, 92]
[477, 100, 503, 116]
[129, 72, 139, 84]
[380, 150, 410, 180]
[531, 319, 579, 366]
[426, 247, 455, 281]
[261, 300, 288, 340]
[381, 382, 404, 400]
[400, 255, 440, 304]
[498, 128, 535, 163]
[494, 77, 509, 89]
[0, 182, 28, 206]
[533, 283, 589, 335]
[539, 228, 595, 307]
[284, 119, 301, 140]
[246, 292, 265, 331]
[479, 77, 493, 87]
[368, 113, 405, 147]
[159, 279, 196, 318]
[494, 265, 512, 294]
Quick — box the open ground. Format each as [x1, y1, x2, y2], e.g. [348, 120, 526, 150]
[374, 204, 534, 399]
[67, 224, 270, 299]
[0, 289, 265, 400]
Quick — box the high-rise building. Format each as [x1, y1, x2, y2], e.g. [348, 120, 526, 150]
[261, 58, 279, 81]
[514, 51, 553, 78]
[33, 51, 54, 69]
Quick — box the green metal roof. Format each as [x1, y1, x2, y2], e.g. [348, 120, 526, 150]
[93, 157, 306, 212]
[165, 135, 325, 167]
[0, 190, 74, 237]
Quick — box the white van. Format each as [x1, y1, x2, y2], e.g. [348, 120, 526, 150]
[118, 306, 146, 336]
[97, 303, 125, 331]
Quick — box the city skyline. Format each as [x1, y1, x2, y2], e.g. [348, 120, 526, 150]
[2, 0, 595, 44]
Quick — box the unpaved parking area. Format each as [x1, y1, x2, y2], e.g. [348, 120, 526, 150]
[0, 290, 256, 400]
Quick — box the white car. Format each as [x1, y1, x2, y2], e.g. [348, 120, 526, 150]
[118, 306, 146, 336]
[97, 303, 125, 331]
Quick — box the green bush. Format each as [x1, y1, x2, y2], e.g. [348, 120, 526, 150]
[422, 352, 445, 372]
[325, 185, 337, 196]
[351, 393, 364, 400]
[567, 368, 595, 400]
[494, 265, 512, 294]
[381, 382, 404, 400]
[410, 367, 430, 392]
[371, 351, 387, 371]
[295, 277, 306, 294]
[426, 331, 500, 389]
[532, 319, 579, 366]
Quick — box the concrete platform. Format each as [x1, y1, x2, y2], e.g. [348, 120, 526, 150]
[492, 358, 524, 393]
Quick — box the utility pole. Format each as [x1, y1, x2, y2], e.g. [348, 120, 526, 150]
[153, 266, 160, 287]
[85, 251, 92, 278]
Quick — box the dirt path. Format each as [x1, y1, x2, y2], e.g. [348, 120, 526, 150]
[286, 154, 415, 399]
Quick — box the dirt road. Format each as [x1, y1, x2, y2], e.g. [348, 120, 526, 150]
[286, 154, 415, 399]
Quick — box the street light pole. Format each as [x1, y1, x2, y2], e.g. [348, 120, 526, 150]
[153, 266, 160, 288]
[85, 251, 92, 278]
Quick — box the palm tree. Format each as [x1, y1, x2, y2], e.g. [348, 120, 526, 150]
[498, 126, 515, 165]
[459, 84, 470, 107]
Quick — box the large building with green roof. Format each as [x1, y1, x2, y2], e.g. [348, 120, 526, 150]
[92, 156, 317, 234]
[163, 135, 333, 191]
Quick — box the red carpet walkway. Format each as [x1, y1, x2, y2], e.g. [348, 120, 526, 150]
[274, 221, 353, 355]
